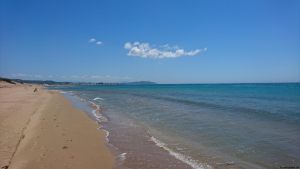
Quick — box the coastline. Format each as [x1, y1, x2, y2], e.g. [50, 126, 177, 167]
[52, 84, 300, 169]
[61, 88, 210, 169]
[0, 83, 114, 169]
[2, 82, 299, 169]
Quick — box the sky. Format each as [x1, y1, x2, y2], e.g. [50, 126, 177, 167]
[1, 0, 300, 83]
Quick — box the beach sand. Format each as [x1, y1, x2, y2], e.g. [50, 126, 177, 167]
[0, 82, 114, 169]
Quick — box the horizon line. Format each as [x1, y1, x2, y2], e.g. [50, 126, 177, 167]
[2, 77, 300, 85]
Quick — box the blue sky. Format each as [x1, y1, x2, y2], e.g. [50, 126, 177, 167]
[1, 0, 299, 83]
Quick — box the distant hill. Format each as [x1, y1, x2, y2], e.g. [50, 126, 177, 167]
[0, 77, 17, 84]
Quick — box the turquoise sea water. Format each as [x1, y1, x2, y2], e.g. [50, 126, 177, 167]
[50, 83, 300, 169]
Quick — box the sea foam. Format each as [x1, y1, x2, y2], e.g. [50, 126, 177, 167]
[88, 101, 108, 123]
[150, 136, 212, 169]
[88, 100, 110, 143]
[117, 152, 127, 161]
[93, 97, 104, 101]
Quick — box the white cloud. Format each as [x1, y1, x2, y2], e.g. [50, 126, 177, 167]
[4, 73, 133, 82]
[33, 74, 42, 78]
[96, 41, 103, 45]
[124, 42, 207, 59]
[90, 75, 103, 79]
[11, 73, 27, 77]
[89, 38, 103, 46]
[124, 42, 132, 49]
[89, 38, 97, 43]
[10, 73, 43, 78]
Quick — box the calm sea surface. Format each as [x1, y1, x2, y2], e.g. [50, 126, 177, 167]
[50, 83, 300, 169]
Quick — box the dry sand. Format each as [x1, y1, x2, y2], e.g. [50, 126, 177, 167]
[0, 82, 114, 169]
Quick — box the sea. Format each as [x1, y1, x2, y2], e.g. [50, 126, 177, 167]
[49, 83, 300, 169]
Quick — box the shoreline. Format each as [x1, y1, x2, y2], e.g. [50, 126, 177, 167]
[55, 85, 282, 169]
[0, 83, 114, 169]
[62, 90, 210, 169]
[4, 83, 298, 169]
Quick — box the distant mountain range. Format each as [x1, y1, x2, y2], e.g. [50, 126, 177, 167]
[0, 77, 156, 85]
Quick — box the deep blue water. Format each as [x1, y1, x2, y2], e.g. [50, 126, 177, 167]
[50, 83, 300, 168]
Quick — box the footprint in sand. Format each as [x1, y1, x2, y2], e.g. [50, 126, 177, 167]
[39, 153, 46, 159]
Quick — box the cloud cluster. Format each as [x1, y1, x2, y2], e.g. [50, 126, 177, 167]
[124, 42, 207, 59]
[7, 73, 132, 82]
[10, 73, 43, 78]
[68, 74, 132, 82]
[89, 38, 102, 46]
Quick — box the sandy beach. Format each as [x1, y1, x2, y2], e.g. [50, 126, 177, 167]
[0, 82, 114, 169]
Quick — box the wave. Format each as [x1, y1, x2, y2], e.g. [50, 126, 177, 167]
[87, 100, 110, 143]
[129, 93, 294, 122]
[93, 97, 104, 101]
[150, 136, 212, 169]
[103, 129, 110, 142]
[59, 90, 74, 94]
[88, 101, 108, 123]
[117, 152, 127, 161]
[58, 91, 111, 144]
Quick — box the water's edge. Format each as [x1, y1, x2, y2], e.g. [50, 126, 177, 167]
[59, 91, 213, 169]
[49, 83, 300, 169]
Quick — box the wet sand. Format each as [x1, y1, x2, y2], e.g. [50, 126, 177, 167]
[0, 82, 114, 169]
